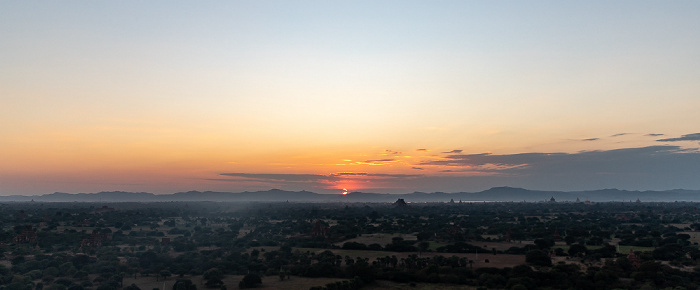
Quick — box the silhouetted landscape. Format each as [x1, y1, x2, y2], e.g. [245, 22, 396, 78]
[4, 199, 700, 289]
[4, 1, 700, 289]
[2, 187, 700, 203]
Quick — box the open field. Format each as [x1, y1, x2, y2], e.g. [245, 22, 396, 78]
[364, 280, 477, 290]
[290, 247, 525, 268]
[472, 241, 534, 251]
[252, 245, 526, 268]
[338, 236, 534, 252]
[121, 275, 482, 290]
[123, 275, 347, 290]
[552, 244, 654, 253]
[334, 233, 417, 247]
[681, 231, 700, 244]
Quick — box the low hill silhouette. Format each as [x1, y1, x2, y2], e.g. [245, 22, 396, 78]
[1, 187, 699, 202]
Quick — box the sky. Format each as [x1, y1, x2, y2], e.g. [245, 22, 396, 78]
[2, 1, 700, 195]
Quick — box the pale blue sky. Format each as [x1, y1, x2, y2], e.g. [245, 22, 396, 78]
[2, 1, 700, 194]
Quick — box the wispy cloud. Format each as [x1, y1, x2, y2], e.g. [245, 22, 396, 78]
[363, 158, 396, 163]
[215, 172, 422, 191]
[384, 150, 401, 155]
[219, 173, 331, 182]
[412, 145, 700, 191]
[611, 133, 629, 137]
[646, 133, 664, 137]
[330, 172, 419, 178]
[442, 149, 463, 154]
[421, 152, 561, 168]
[657, 133, 700, 142]
[420, 146, 700, 181]
[416, 148, 428, 152]
[582, 138, 599, 141]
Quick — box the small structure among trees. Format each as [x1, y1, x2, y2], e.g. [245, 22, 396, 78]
[94, 205, 115, 213]
[553, 229, 562, 241]
[13, 226, 37, 244]
[311, 220, 330, 238]
[627, 249, 641, 268]
[80, 229, 109, 248]
[504, 228, 512, 242]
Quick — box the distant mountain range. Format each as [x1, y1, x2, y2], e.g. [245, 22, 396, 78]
[1, 187, 700, 202]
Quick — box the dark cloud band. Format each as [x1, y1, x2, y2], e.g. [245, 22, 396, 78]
[657, 133, 700, 142]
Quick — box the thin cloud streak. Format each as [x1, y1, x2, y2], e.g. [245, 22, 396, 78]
[657, 133, 700, 142]
[362, 159, 396, 163]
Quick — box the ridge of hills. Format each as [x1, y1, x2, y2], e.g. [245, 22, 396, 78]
[0, 186, 699, 202]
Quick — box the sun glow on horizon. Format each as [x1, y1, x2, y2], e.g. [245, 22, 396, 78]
[2, 2, 700, 195]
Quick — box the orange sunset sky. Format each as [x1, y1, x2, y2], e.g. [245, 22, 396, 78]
[2, 1, 700, 195]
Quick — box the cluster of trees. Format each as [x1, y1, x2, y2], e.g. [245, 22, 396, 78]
[2, 201, 700, 289]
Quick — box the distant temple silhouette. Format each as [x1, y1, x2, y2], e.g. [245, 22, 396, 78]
[394, 198, 408, 207]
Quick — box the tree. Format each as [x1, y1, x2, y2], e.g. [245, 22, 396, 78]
[568, 244, 588, 257]
[564, 235, 576, 245]
[278, 271, 286, 281]
[205, 278, 223, 288]
[652, 243, 685, 261]
[418, 242, 430, 256]
[534, 239, 554, 250]
[203, 268, 223, 281]
[525, 250, 552, 267]
[238, 273, 262, 288]
[159, 270, 172, 281]
[172, 279, 196, 290]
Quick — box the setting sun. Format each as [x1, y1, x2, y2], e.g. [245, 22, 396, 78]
[2, 1, 700, 196]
